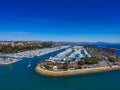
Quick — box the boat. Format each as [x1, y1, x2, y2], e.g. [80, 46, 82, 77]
[27, 61, 31, 67]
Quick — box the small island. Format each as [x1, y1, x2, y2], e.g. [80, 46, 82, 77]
[35, 46, 120, 77]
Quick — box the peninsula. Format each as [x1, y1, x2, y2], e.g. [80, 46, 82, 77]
[35, 46, 120, 77]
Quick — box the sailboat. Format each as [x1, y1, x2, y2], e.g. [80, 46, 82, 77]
[27, 61, 31, 67]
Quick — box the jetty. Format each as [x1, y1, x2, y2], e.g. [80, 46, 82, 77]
[35, 64, 120, 77]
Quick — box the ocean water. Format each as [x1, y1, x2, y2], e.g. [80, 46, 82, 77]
[0, 44, 120, 90]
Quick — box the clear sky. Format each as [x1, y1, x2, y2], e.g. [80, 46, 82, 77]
[0, 0, 120, 42]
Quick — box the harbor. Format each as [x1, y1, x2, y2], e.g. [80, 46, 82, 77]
[0, 46, 70, 65]
[0, 57, 21, 65]
[36, 45, 120, 77]
[0, 44, 120, 90]
[48, 46, 91, 62]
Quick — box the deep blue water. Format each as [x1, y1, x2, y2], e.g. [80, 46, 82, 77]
[0, 44, 120, 90]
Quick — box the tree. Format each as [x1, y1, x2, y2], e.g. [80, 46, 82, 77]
[63, 60, 68, 70]
[78, 60, 84, 65]
[77, 60, 84, 69]
[84, 57, 101, 65]
[71, 58, 76, 61]
[108, 57, 117, 62]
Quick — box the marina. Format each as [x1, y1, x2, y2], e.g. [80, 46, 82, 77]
[0, 46, 70, 65]
[0, 57, 21, 65]
[49, 46, 91, 62]
[36, 45, 120, 77]
[0, 0, 120, 89]
[0, 44, 120, 90]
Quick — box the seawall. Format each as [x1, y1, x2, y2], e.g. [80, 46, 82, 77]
[35, 65, 120, 77]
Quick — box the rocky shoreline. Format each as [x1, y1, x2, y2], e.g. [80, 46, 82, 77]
[35, 64, 120, 77]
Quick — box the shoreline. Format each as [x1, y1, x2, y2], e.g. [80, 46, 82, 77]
[35, 65, 120, 77]
[0, 60, 19, 66]
[0, 46, 69, 58]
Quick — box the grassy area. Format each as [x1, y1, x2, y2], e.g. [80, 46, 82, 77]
[84, 57, 101, 65]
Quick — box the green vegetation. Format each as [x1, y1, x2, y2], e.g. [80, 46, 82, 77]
[108, 56, 118, 62]
[77, 60, 84, 69]
[62, 60, 68, 70]
[116, 56, 120, 62]
[71, 58, 76, 61]
[78, 60, 84, 65]
[0, 42, 55, 54]
[84, 57, 101, 65]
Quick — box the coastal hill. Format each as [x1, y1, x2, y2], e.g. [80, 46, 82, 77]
[0, 41, 58, 54]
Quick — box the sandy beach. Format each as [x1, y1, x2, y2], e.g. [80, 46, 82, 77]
[35, 64, 120, 77]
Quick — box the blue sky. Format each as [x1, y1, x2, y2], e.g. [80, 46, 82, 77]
[0, 0, 120, 42]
